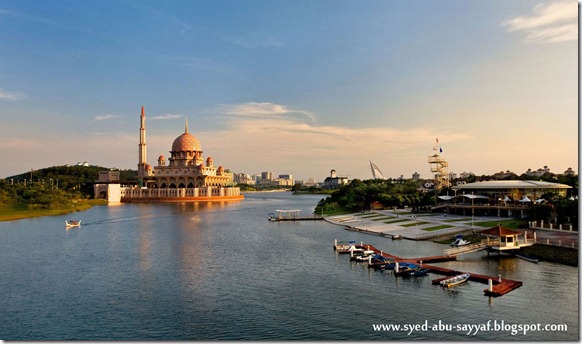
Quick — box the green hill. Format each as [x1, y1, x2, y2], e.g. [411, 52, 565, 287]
[1, 165, 137, 221]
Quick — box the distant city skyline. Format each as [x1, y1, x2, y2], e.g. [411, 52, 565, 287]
[0, 1, 578, 181]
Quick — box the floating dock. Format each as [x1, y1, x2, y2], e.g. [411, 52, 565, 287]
[270, 217, 323, 222]
[345, 243, 522, 297]
[269, 209, 323, 222]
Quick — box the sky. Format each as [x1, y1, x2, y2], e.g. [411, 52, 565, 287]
[0, 0, 578, 181]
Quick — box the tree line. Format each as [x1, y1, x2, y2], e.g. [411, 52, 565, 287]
[1, 165, 137, 210]
[315, 174, 578, 227]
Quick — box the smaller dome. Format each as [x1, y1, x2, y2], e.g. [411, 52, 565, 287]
[158, 155, 165, 160]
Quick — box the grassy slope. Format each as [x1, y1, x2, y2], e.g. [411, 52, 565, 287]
[0, 199, 106, 222]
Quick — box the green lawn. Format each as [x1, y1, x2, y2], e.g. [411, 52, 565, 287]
[472, 219, 527, 229]
[383, 219, 409, 224]
[0, 199, 106, 222]
[421, 224, 455, 231]
[443, 218, 473, 222]
[401, 221, 429, 227]
[359, 213, 387, 219]
[371, 216, 394, 221]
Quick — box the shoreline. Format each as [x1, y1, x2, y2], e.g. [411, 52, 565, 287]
[0, 199, 107, 222]
[323, 210, 578, 267]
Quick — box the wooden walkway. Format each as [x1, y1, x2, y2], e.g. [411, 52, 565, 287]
[352, 243, 522, 297]
[270, 217, 324, 222]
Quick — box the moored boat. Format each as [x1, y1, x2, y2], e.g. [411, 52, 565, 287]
[515, 253, 539, 263]
[393, 263, 419, 276]
[410, 268, 429, 277]
[440, 273, 470, 288]
[450, 235, 470, 247]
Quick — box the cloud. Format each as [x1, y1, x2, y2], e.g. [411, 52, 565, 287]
[196, 105, 472, 178]
[0, 88, 26, 101]
[151, 113, 183, 120]
[94, 114, 120, 121]
[502, 1, 577, 43]
[218, 102, 317, 122]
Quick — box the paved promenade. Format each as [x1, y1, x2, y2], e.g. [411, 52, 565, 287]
[325, 210, 578, 247]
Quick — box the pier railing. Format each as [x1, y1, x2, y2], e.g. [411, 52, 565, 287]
[533, 237, 578, 249]
[528, 220, 577, 232]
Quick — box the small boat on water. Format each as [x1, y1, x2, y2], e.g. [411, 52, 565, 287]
[65, 220, 81, 228]
[410, 268, 430, 277]
[440, 273, 470, 288]
[450, 235, 470, 247]
[392, 234, 402, 240]
[334, 240, 356, 251]
[394, 263, 419, 276]
[515, 253, 539, 263]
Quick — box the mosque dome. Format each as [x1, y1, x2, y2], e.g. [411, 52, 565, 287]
[171, 132, 201, 152]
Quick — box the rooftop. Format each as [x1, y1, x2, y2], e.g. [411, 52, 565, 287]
[452, 180, 571, 190]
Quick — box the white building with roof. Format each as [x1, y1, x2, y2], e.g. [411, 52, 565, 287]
[452, 180, 572, 202]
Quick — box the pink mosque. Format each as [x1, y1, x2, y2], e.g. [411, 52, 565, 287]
[119, 107, 243, 202]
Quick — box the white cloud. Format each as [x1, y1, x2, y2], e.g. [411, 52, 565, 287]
[219, 102, 317, 122]
[502, 1, 577, 43]
[197, 106, 472, 179]
[0, 88, 26, 101]
[94, 114, 120, 121]
[151, 113, 183, 120]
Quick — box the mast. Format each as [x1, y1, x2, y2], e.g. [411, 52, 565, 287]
[138, 106, 147, 186]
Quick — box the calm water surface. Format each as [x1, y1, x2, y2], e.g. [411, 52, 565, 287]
[0, 193, 578, 340]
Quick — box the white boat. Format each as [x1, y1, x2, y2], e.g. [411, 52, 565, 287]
[440, 273, 470, 288]
[354, 250, 376, 261]
[450, 236, 471, 247]
[65, 220, 81, 228]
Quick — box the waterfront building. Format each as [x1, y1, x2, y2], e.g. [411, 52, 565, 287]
[98, 107, 242, 203]
[437, 180, 572, 218]
[452, 180, 571, 200]
[233, 173, 255, 185]
[323, 169, 349, 189]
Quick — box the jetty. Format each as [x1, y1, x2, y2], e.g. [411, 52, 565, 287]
[336, 241, 523, 297]
[269, 209, 323, 222]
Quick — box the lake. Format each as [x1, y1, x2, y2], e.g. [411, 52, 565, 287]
[0, 192, 578, 340]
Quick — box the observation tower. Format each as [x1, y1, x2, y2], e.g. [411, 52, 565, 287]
[428, 138, 450, 190]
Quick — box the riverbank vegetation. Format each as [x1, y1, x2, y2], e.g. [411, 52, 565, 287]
[1, 165, 134, 221]
[315, 179, 434, 215]
[314, 176, 578, 229]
